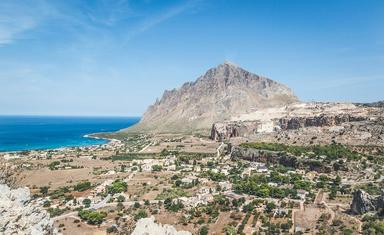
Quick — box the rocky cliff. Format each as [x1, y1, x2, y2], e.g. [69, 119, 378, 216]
[230, 145, 333, 173]
[210, 102, 383, 146]
[0, 184, 56, 235]
[211, 121, 260, 141]
[125, 62, 298, 133]
[278, 114, 367, 130]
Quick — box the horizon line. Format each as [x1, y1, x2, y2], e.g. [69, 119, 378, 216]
[0, 114, 142, 118]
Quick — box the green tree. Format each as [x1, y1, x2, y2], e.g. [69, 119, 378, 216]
[152, 165, 163, 172]
[199, 226, 209, 235]
[224, 225, 237, 235]
[40, 186, 49, 196]
[117, 195, 125, 202]
[134, 202, 141, 209]
[107, 180, 128, 195]
[265, 202, 276, 213]
[134, 209, 148, 221]
[82, 198, 92, 208]
[116, 202, 124, 211]
[74, 181, 92, 192]
[78, 210, 107, 224]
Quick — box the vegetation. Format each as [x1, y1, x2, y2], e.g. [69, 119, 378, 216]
[362, 215, 384, 234]
[233, 172, 311, 198]
[49, 187, 70, 199]
[78, 210, 107, 224]
[74, 181, 92, 192]
[48, 161, 60, 170]
[40, 186, 49, 196]
[199, 225, 209, 235]
[155, 188, 189, 200]
[164, 198, 184, 212]
[358, 183, 382, 195]
[107, 179, 128, 194]
[201, 170, 227, 182]
[134, 209, 148, 221]
[240, 142, 361, 160]
[110, 153, 156, 161]
[151, 164, 163, 172]
[47, 207, 67, 217]
[82, 198, 91, 208]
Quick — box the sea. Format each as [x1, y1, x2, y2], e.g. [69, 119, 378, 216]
[0, 116, 140, 152]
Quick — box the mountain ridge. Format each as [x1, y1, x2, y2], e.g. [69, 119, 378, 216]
[124, 62, 299, 134]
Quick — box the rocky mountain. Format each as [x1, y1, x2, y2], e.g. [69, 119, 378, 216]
[125, 62, 298, 133]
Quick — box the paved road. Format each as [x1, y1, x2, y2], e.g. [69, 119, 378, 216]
[139, 143, 152, 153]
[53, 212, 78, 221]
[90, 194, 111, 210]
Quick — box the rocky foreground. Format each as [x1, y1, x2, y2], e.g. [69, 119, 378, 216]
[0, 184, 56, 235]
[132, 216, 191, 235]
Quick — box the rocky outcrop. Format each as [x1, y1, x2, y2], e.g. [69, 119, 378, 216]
[132, 216, 191, 235]
[230, 145, 284, 163]
[230, 145, 332, 173]
[211, 121, 260, 141]
[209, 102, 382, 146]
[278, 114, 367, 130]
[211, 112, 368, 141]
[125, 62, 298, 134]
[230, 146, 301, 168]
[350, 190, 378, 215]
[0, 184, 56, 235]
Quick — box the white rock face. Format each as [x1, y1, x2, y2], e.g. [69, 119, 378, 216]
[132, 216, 191, 235]
[0, 184, 56, 235]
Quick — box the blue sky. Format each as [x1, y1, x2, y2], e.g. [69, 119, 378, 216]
[0, 0, 383, 116]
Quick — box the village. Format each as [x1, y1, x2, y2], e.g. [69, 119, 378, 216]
[2, 132, 380, 234]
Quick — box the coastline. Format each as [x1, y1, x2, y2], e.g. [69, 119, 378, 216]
[0, 133, 119, 154]
[0, 116, 140, 153]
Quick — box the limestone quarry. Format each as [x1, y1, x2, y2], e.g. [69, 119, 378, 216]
[211, 102, 384, 146]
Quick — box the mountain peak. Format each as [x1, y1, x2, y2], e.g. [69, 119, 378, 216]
[222, 60, 239, 67]
[126, 63, 299, 134]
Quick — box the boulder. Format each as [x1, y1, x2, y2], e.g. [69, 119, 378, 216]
[350, 189, 376, 214]
[131, 216, 191, 235]
[0, 184, 56, 235]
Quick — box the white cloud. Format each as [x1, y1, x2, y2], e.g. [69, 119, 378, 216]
[0, 0, 56, 46]
[128, 0, 202, 39]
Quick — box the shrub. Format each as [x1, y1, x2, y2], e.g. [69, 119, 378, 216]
[40, 186, 49, 195]
[117, 195, 125, 202]
[74, 181, 92, 192]
[82, 198, 92, 208]
[152, 165, 163, 172]
[47, 207, 66, 217]
[107, 180, 128, 195]
[134, 209, 148, 221]
[78, 210, 107, 224]
[199, 226, 209, 235]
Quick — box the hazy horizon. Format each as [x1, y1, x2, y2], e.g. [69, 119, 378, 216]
[1, 0, 383, 116]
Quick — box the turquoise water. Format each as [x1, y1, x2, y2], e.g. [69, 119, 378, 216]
[0, 116, 140, 152]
